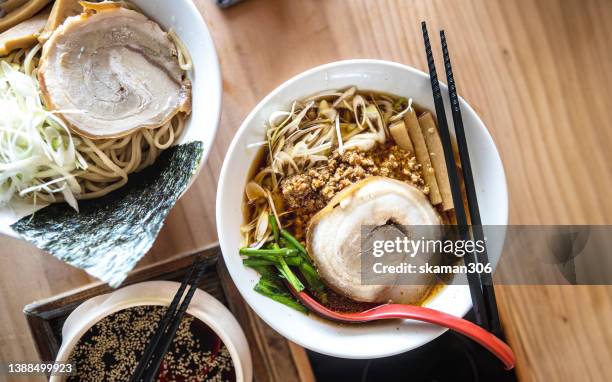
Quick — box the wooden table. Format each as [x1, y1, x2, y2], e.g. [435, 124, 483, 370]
[1, 0, 611, 381]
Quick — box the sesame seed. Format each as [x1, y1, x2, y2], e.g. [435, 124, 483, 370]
[67, 305, 235, 382]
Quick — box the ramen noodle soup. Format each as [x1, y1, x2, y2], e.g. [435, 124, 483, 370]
[0, 1, 192, 210]
[241, 86, 459, 313]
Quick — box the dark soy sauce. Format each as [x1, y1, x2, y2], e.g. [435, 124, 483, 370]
[67, 305, 236, 382]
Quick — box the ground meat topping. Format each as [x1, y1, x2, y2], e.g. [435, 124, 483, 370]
[279, 144, 426, 239]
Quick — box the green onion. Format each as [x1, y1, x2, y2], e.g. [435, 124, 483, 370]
[285, 257, 303, 266]
[242, 253, 282, 262]
[243, 259, 275, 267]
[299, 261, 325, 293]
[243, 255, 302, 266]
[251, 264, 277, 279]
[280, 229, 307, 256]
[278, 230, 326, 296]
[239, 247, 297, 256]
[254, 278, 307, 313]
[276, 257, 304, 292]
[241, 250, 302, 264]
[244, 253, 279, 263]
[0, 61, 83, 211]
[242, 225, 326, 310]
[269, 213, 280, 243]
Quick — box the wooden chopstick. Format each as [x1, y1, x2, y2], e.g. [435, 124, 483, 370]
[440, 30, 503, 337]
[129, 256, 208, 382]
[420, 21, 490, 329]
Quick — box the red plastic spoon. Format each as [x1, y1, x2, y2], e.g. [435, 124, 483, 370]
[293, 289, 516, 370]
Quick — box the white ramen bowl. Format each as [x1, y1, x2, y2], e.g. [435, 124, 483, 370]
[216, 60, 508, 359]
[50, 281, 253, 382]
[0, 0, 221, 237]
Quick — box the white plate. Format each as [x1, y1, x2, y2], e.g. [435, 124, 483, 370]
[216, 60, 508, 359]
[0, 0, 222, 238]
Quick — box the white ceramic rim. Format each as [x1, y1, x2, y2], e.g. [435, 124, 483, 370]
[51, 281, 252, 382]
[0, 0, 222, 238]
[217, 59, 508, 359]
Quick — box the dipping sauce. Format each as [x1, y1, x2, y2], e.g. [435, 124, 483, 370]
[67, 305, 236, 382]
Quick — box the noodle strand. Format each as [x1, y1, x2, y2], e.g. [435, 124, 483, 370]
[2, 0, 194, 205]
[3, 42, 189, 202]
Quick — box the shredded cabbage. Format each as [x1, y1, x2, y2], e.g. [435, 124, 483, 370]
[0, 61, 86, 211]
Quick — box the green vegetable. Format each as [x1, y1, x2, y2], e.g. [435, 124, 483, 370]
[299, 261, 325, 293]
[239, 247, 297, 256]
[247, 264, 277, 279]
[243, 259, 275, 267]
[241, 252, 302, 266]
[280, 229, 307, 256]
[0, 61, 85, 210]
[243, 214, 326, 312]
[242, 253, 279, 262]
[276, 257, 304, 292]
[277, 230, 324, 294]
[254, 277, 307, 313]
[269, 213, 280, 243]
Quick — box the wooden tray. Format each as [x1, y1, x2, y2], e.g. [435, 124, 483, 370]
[23, 243, 315, 382]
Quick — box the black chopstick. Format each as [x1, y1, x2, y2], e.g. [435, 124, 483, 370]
[141, 262, 208, 381]
[129, 260, 198, 382]
[421, 21, 489, 329]
[440, 30, 503, 337]
[129, 256, 208, 382]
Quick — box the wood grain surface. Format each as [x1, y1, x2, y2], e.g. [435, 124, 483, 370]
[1, 0, 611, 381]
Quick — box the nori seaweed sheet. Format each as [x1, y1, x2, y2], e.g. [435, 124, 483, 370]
[11, 141, 204, 287]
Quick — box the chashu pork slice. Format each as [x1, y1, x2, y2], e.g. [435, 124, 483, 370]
[307, 177, 442, 305]
[38, 7, 191, 139]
